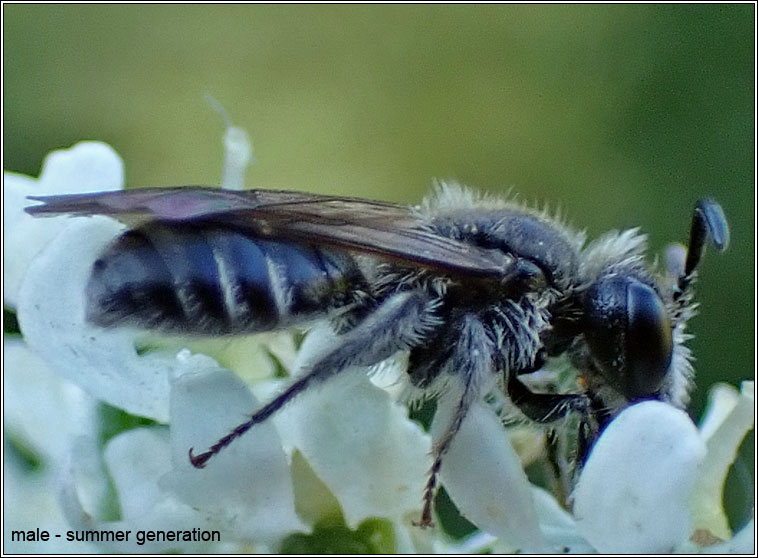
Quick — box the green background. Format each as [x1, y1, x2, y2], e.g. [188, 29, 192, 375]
[4, 4, 754, 534]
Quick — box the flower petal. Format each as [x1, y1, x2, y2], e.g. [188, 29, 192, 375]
[205, 96, 254, 191]
[5, 440, 98, 553]
[17, 217, 175, 421]
[104, 428, 174, 519]
[37, 141, 124, 194]
[4, 142, 123, 307]
[60, 428, 242, 553]
[273, 368, 431, 528]
[692, 381, 755, 540]
[4, 338, 98, 463]
[160, 351, 306, 542]
[532, 487, 594, 554]
[437, 398, 550, 553]
[221, 125, 253, 190]
[573, 400, 706, 553]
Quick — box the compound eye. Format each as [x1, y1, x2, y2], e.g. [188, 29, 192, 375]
[584, 277, 673, 400]
[625, 281, 673, 398]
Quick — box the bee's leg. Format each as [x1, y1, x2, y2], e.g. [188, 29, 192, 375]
[574, 390, 612, 467]
[506, 371, 590, 424]
[507, 367, 594, 498]
[418, 316, 494, 528]
[189, 290, 440, 468]
[576, 411, 600, 467]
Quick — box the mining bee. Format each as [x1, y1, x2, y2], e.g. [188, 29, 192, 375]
[26, 183, 729, 526]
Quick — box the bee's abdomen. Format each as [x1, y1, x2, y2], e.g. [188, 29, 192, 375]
[86, 221, 362, 334]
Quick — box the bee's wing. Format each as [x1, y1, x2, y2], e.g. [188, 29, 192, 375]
[24, 187, 304, 220]
[25, 187, 513, 278]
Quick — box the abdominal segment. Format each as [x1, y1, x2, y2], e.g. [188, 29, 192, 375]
[86, 221, 363, 335]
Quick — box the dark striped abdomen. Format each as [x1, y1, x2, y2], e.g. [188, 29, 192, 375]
[86, 221, 364, 334]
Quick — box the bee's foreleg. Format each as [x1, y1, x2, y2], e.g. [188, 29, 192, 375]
[418, 316, 494, 528]
[506, 372, 590, 424]
[505, 368, 594, 501]
[189, 290, 441, 468]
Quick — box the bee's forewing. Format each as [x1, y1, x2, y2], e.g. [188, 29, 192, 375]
[26, 187, 512, 279]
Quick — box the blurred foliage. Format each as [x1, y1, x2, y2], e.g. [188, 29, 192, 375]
[434, 486, 478, 540]
[5, 429, 45, 474]
[4, 307, 21, 335]
[279, 516, 396, 554]
[96, 403, 161, 449]
[4, 3, 754, 534]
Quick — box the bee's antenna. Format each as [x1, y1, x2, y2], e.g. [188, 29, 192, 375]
[674, 198, 729, 301]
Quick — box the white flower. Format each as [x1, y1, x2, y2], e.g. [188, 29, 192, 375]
[573, 401, 708, 553]
[4, 142, 123, 308]
[4, 340, 101, 554]
[444, 385, 754, 555]
[5, 130, 753, 553]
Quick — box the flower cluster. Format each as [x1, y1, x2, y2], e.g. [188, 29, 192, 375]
[4, 132, 753, 554]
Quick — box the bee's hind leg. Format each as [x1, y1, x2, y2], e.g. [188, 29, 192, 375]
[189, 290, 441, 468]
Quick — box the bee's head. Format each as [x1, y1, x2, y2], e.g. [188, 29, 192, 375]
[580, 198, 729, 403]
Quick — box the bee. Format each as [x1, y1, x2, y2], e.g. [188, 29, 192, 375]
[26, 183, 728, 526]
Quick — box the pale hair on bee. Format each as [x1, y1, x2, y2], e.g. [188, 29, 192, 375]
[26, 181, 729, 527]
